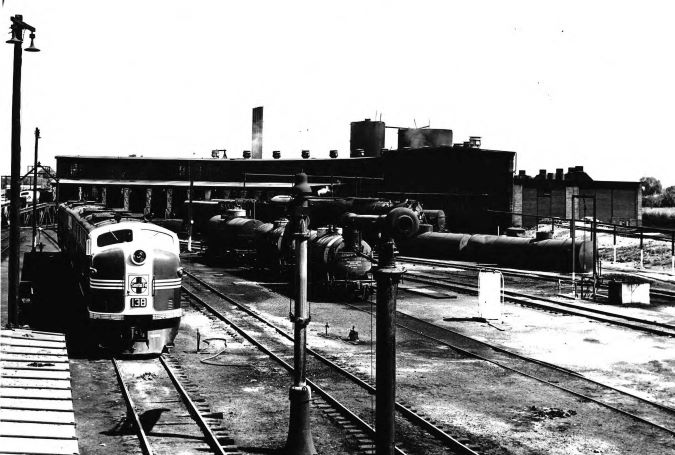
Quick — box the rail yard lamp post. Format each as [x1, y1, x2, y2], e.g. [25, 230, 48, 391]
[32, 127, 41, 252]
[285, 173, 317, 455]
[6, 14, 40, 327]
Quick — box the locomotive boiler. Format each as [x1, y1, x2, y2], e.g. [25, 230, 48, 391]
[57, 202, 183, 355]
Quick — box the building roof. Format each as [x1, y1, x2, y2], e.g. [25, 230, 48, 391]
[58, 178, 333, 188]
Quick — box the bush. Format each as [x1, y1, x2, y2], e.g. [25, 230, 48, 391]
[642, 207, 675, 228]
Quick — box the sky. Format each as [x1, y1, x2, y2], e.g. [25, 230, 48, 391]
[2, 1, 674, 187]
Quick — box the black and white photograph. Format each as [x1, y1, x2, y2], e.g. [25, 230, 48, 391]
[1, 2, 674, 454]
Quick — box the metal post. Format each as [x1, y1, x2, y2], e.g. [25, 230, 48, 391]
[639, 229, 644, 269]
[571, 201, 576, 296]
[285, 173, 316, 455]
[375, 236, 404, 455]
[613, 226, 617, 264]
[187, 163, 193, 252]
[671, 232, 674, 273]
[31, 127, 40, 251]
[592, 195, 597, 298]
[7, 29, 23, 327]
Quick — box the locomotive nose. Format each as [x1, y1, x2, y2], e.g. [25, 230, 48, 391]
[131, 249, 147, 265]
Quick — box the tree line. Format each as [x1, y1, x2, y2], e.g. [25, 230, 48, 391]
[640, 177, 675, 207]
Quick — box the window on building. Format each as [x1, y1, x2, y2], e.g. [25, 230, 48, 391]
[69, 163, 80, 177]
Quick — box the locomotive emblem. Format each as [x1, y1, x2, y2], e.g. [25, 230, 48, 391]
[129, 275, 148, 295]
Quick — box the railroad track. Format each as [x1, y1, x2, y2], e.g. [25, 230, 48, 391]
[183, 270, 482, 455]
[112, 355, 241, 455]
[335, 299, 675, 439]
[187, 267, 675, 444]
[399, 256, 675, 304]
[1, 226, 60, 259]
[400, 267, 675, 337]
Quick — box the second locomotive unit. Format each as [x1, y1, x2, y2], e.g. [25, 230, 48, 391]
[57, 202, 183, 355]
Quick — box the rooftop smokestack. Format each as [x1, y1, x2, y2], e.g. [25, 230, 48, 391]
[252, 106, 263, 159]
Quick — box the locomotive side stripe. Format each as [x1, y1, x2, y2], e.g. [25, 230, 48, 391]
[154, 279, 182, 284]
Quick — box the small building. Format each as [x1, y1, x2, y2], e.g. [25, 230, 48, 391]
[512, 166, 642, 227]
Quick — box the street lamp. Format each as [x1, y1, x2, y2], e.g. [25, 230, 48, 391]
[6, 14, 40, 327]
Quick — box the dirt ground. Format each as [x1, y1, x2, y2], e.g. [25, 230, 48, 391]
[3, 230, 674, 454]
[181, 257, 675, 455]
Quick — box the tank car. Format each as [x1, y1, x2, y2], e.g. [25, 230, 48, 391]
[57, 202, 183, 355]
[399, 231, 593, 273]
[205, 209, 264, 261]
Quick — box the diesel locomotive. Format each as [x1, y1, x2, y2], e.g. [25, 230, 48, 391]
[57, 202, 183, 355]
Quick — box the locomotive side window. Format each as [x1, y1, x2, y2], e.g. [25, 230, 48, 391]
[97, 229, 133, 247]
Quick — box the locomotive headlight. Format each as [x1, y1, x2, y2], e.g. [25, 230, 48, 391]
[131, 249, 146, 265]
[176, 267, 184, 278]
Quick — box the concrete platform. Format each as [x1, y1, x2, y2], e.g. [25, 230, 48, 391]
[0, 328, 79, 455]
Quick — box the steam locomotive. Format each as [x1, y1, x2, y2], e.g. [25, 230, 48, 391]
[206, 209, 375, 296]
[57, 202, 183, 355]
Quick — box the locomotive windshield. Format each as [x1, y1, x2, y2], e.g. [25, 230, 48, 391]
[97, 229, 133, 247]
[139, 228, 175, 249]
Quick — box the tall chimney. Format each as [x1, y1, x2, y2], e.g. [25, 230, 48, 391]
[252, 106, 263, 159]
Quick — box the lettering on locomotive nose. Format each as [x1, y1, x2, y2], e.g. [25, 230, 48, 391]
[129, 275, 149, 295]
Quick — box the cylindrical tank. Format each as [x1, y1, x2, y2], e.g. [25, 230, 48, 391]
[488, 236, 532, 267]
[400, 231, 594, 273]
[206, 215, 264, 255]
[310, 233, 372, 278]
[253, 219, 288, 270]
[397, 232, 471, 259]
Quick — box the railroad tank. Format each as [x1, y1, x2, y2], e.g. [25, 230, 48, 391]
[205, 210, 263, 258]
[253, 219, 290, 270]
[398, 232, 593, 273]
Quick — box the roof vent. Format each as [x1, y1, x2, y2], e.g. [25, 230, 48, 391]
[273, 150, 281, 159]
[301, 150, 310, 159]
[329, 149, 338, 159]
[243, 150, 252, 159]
[469, 136, 481, 148]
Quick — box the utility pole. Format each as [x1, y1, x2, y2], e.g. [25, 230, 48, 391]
[285, 172, 316, 455]
[6, 14, 40, 327]
[32, 127, 40, 251]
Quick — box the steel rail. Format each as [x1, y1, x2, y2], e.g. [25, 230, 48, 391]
[337, 300, 675, 437]
[404, 273, 675, 337]
[180, 286, 407, 455]
[111, 358, 153, 455]
[184, 270, 479, 454]
[400, 256, 675, 304]
[157, 355, 230, 455]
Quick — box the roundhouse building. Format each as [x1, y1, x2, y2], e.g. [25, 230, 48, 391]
[55, 143, 516, 233]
